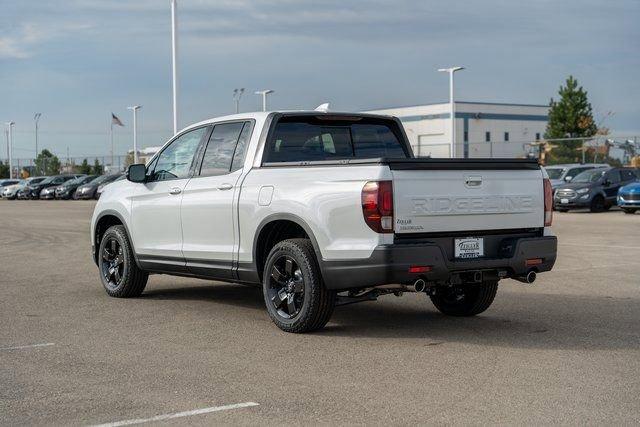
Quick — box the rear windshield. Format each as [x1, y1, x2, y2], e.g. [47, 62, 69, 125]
[544, 168, 565, 179]
[264, 116, 408, 163]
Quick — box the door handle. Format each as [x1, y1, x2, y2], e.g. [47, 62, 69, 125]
[217, 183, 233, 191]
[168, 187, 182, 195]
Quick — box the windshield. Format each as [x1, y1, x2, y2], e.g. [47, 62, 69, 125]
[65, 175, 96, 186]
[88, 174, 118, 185]
[37, 176, 57, 185]
[572, 168, 607, 183]
[545, 168, 565, 179]
[27, 177, 46, 185]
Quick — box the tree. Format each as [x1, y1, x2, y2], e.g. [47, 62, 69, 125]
[545, 76, 598, 164]
[0, 161, 8, 178]
[92, 159, 103, 175]
[79, 158, 92, 174]
[34, 149, 61, 175]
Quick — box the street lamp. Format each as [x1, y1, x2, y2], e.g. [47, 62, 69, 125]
[127, 106, 142, 163]
[438, 66, 465, 158]
[255, 89, 274, 112]
[34, 113, 42, 173]
[233, 88, 245, 114]
[170, 0, 179, 134]
[5, 121, 15, 179]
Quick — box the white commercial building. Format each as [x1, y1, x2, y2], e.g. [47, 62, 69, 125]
[365, 101, 549, 158]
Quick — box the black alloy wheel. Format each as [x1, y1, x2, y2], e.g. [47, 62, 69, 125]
[101, 237, 125, 291]
[98, 225, 148, 297]
[267, 255, 305, 319]
[262, 239, 335, 333]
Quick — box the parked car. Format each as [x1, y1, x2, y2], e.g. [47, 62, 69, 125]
[91, 111, 557, 333]
[75, 174, 122, 199]
[544, 163, 609, 190]
[617, 180, 640, 214]
[55, 175, 98, 200]
[2, 177, 47, 200]
[95, 174, 125, 199]
[0, 179, 21, 197]
[27, 175, 82, 199]
[554, 167, 639, 212]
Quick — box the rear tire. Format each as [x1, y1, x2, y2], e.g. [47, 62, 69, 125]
[430, 281, 498, 316]
[98, 225, 148, 297]
[590, 195, 605, 213]
[263, 238, 335, 333]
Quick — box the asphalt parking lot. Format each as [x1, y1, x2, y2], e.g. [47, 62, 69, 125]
[1, 200, 639, 425]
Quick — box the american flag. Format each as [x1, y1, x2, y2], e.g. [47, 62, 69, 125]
[111, 113, 124, 127]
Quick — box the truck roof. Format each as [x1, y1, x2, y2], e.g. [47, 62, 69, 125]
[181, 111, 397, 134]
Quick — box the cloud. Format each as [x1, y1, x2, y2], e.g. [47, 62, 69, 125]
[0, 21, 92, 59]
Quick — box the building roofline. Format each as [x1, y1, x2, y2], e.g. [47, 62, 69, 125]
[365, 100, 549, 111]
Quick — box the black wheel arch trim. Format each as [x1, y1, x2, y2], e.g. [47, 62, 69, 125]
[250, 213, 325, 280]
[93, 209, 142, 270]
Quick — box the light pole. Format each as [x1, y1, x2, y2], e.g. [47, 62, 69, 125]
[34, 113, 41, 173]
[255, 89, 274, 112]
[438, 66, 464, 158]
[171, 0, 179, 135]
[127, 106, 142, 163]
[233, 88, 245, 114]
[5, 122, 15, 179]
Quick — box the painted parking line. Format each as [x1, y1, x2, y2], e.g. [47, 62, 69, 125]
[0, 342, 55, 351]
[90, 402, 260, 427]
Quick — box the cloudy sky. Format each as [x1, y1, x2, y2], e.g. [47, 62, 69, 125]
[1, 0, 638, 159]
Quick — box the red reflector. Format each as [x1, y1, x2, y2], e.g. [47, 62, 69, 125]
[525, 258, 543, 266]
[409, 266, 432, 273]
[543, 178, 553, 227]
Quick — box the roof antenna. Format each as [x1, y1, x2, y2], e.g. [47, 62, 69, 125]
[314, 103, 330, 112]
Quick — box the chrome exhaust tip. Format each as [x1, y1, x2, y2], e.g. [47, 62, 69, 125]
[514, 270, 537, 284]
[413, 278, 426, 293]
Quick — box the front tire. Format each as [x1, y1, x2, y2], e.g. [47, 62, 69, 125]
[430, 281, 498, 316]
[263, 238, 335, 333]
[98, 225, 148, 297]
[622, 208, 637, 214]
[590, 195, 605, 213]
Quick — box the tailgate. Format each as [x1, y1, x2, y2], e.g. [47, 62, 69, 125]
[391, 162, 544, 234]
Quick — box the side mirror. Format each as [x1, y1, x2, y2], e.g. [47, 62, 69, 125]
[564, 176, 572, 182]
[602, 180, 611, 187]
[127, 164, 147, 183]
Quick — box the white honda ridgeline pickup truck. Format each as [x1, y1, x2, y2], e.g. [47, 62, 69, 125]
[91, 111, 557, 333]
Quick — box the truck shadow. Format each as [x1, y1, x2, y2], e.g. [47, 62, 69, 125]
[143, 284, 639, 351]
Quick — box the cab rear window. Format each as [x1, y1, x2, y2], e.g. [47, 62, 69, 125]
[264, 116, 408, 163]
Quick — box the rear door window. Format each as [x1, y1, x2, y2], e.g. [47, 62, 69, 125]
[607, 170, 621, 183]
[199, 122, 246, 176]
[264, 116, 408, 163]
[621, 169, 636, 181]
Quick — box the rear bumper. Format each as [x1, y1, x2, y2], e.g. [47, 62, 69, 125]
[321, 235, 557, 290]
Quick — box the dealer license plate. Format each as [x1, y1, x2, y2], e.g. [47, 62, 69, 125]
[455, 237, 484, 259]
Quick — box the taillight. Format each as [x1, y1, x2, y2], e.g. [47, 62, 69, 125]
[362, 181, 394, 233]
[543, 178, 553, 226]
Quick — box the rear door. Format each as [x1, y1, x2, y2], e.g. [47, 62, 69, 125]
[603, 169, 621, 200]
[391, 164, 544, 234]
[180, 121, 253, 279]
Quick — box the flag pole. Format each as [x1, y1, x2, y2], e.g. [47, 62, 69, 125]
[110, 118, 114, 171]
